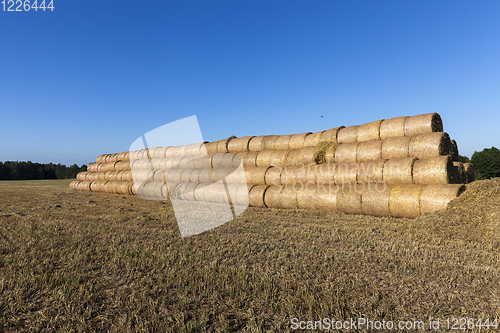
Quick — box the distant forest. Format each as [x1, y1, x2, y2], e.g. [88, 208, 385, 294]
[0, 161, 87, 180]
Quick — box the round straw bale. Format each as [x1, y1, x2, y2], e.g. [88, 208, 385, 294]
[198, 169, 214, 183]
[383, 157, 417, 184]
[316, 183, 340, 211]
[280, 185, 298, 209]
[452, 162, 465, 184]
[261, 135, 280, 150]
[316, 163, 336, 185]
[95, 155, 105, 163]
[161, 183, 169, 199]
[324, 143, 339, 164]
[256, 150, 275, 167]
[270, 150, 290, 168]
[337, 126, 358, 144]
[420, 184, 466, 215]
[335, 142, 359, 164]
[281, 165, 299, 185]
[413, 156, 453, 185]
[150, 158, 162, 170]
[357, 120, 383, 142]
[217, 136, 236, 153]
[122, 170, 133, 181]
[404, 113, 443, 137]
[203, 142, 218, 155]
[149, 147, 162, 158]
[248, 136, 265, 152]
[380, 116, 408, 140]
[357, 140, 383, 162]
[130, 160, 141, 170]
[188, 143, 205, 157]
[299, 146, 316, 165]
[304, 164, 318, 184]
[263, 185, 283, 208]
[304, 131, 324, 147]
[227, 183, 252, 206]
[97, 172, 106, 181]
[129, 181, 138, 195]
[189, 169, 202, 183]
[381, 136, 411, 160]
[449, 139, 459, 161]
[181, 182, 199, 201]
[77, 172, 87, 181]
[86, 163, 97, 173]
[265, 166, 282, 186]
[194, 155, 211, 169]
[204, 183, 229, 203]
[69, 180, 78, 190]
[296, 164, 313, 185]
[334, 163, 358, 185]
[90, 181, 101, 192]
[243, 151, 259, 168]
[357, 160, 385, 183]
[289, 132, 312, 150]
[180, 169, 194, 182]
[463, 163, 475, 183]
[361, 183, 393, 217]
[320, 126, 345, 144]
[164, 169, 183, 182]
[211, 153, 235, 168]
[297, 183, 317, 209]
[337, 185, 364, 215]
[236, 151, 248, 162]
[313, 141, 332, 164]
[389, 184, 423, 218]
[246, 166, 270, 185]
[249, 185, 270, 208]
[232, 153, 243, 168]
[408, 132, 451, 159]
[193, 182, 206, 201]
[228, 136, 255, 153]
[274, 135, 293, 150]
[82, 181, 93, 191]
[286, 149, 302, 165]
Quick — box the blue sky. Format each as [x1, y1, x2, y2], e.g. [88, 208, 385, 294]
[1, 1, 499, 166]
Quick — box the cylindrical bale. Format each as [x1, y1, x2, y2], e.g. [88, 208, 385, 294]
[95, 155, 105, 163]
[313, 141, 332, 164]
[130, 160, 141, 170]
[189, 169, 202, 183]
[452, 162, 465, 184]
[243, 151, 259, 168]
[298, 146, 316, 165]
[179, 156, 197, 169]
[97, 172, 106, 181]
[296, 165, 313, 185]
[320, 126, 345, 144]
[232, 154, 243, 167]
[334, 163, 358, 185]
[304, 164, 318, 184]
[449, 139, 459, 161]
[151, 147, 168, 158]
[389, 184, 423, 218]
[280, 185, 298, 209]
[143, 182, 158, 198]
[217, 136, 237, 153]
[404, 113, 443, 137]
[382, 157, 417, 184]
[77, 172, 87, 181]
[228, 136, 255, 153]
[297, 183, 317, 209]
[82, 181, 93, 191]
[235, 151, 248, 163]
[357, 160, 385, 183]
[357, 120, 383, 142]
[211, 153, 235, 168]
[357, 140, 383, 162]
[337, 126, 359, 144]
[361, 183, 393, 217]
[227, 183, 252, 206]
[128, 151, 139, 160]
[164, 157, 183, 169]
[420, 184, 466, 215]
[380, 116, 408, 140]
[304, 131, 324, 147]
[193, 182, 206, 201]
[198, 169, 214, 183]
[324, 143, 339, 164]
[69, 180, 78, 190]
[413, 156, 453, 185]
[203, 142, 218, 155]
[289, 132, 312, 150]
[274, 135, 293, 150]
[249, 185, 270, 208]
[316, 183, 340, 211]
[286, 149, 302, 165]
[193, 155, 211, 169]
[335, 142, 359, 164]
[256, 150, 275, 167]
[164, 169, 184, 182]
[263, 185, 283, 208]
[122, 170, 133, 181]
[149, 158, 162, 170]
[337, 184, 364, 215]
[248, 136, 266, 152]
[245, 166, 270, 185]
[116, 181, 128, 195]
[128, 181, 137, 195]
[180, 182, 199, 201]
[261, 135, 280, 150]
[86, 163, 97, 173]
[265, 166, 282, 186]
[408, 132, 451, 159]
[270, 150, 290, 168]
[463, 163, 475, 183]
[316, 163, 336, 185]
[381, 136, 411, 160]
[98, 181, 109, 193]
[281, 165, 299, 185]
[180, 169, 194, 182]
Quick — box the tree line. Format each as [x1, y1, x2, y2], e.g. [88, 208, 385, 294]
[0, 161, 87, 180]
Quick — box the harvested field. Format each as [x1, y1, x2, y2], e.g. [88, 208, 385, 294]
[1, 179, 500, 332]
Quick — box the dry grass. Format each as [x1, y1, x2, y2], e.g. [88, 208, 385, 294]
[1, 179, 500, 332]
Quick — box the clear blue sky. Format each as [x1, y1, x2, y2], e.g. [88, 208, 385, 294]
[1, 1, 499, 166]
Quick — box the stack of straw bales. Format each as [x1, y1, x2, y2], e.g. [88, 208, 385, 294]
[71, 113, 472, 218]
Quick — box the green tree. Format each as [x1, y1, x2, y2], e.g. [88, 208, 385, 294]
[458, 155, 470, 163]
[471, 147, 500, 180]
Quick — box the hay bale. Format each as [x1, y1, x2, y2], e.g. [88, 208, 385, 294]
[249, 185, 271, 208]
[337, 126, 358, 143]
[243, 151, 259, 168]
[189, 169, 202, 183]
[281, 165, 299, 185]
[304, 131, 324, 147]
[180, 157, 198, 169]
[324, 143, 339, 164]
[180, 169, 194, 182]
[296, 164, 313, 185]
[463, 163, 475, 183]
[299, 146, 316, 165]
[289, 132, 312, 150]
[152, 169, 165, 182]
[316, 183, 340, 211]
[420, 184, 466, 215]
[264, 185, 283, 208]
[211, 153, 236, 168]
[337, 185, 363, 215]
[296, 183, 317, 209]
[77, 172, 87, 181]
[246, 166, 270, 185]
[357, 160, 385, 183]
[228, 136, 255, 153]
[334, 163, 358, 185]
[204, 142, 218, 155]
[164, 169, 184, 182]
[280, 185, 298, 209]
[180, 182, 199, 201]
[449, 139, 459, 161]
[357, 140, 383, 162]
[256, 150, 275, 167]
[216, 136, 237, 153]
[270, 150, 290, 168]
[261, 135, 280, 150]
[334, 142, 359, 164]
[122, 170, 133, 181]
[313, 141, 332, 164]
[361, 183, 393, 217]
[198, 169, 214, 183]
[286, 149, 302, 165]
[304, 164, 318, 184]
[265, 166, 282, 185]
[389, 184, 423, 218]
[194, 156, 211, 169]
[320, 126, 345, 143]
[357, 120, 383, 142]
[227, 183, 252, 206]
[408, 132, 451, 159]
[380, 116, 408, 140]
[203, 183, 229, 203]
[248, 136, 265, 152]
[316, 163, 336, 185]
[452, 162, 465, 184]
[381, 136, 411, 160]
[274, 135, 293, 150]
[413, 156, 453, 185]
[404, 113, 443, 137]
[382, 157, 417, 184]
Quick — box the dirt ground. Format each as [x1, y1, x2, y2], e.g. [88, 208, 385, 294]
[1, 178, 500, 332]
